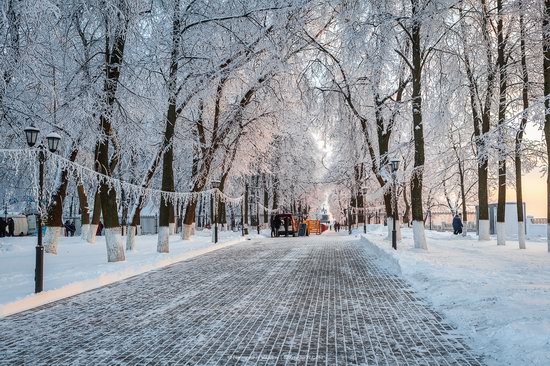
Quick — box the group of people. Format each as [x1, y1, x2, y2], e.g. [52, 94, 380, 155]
[270, 215, 291, 237]
[333, 222, 342, 232]
[0, 217, 15, 237]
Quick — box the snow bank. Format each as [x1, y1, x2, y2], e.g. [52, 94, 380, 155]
[0, 230, 247, 317]
[360, 225, 550, 366]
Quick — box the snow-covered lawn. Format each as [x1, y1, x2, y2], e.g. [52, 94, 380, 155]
[0, 229, 253, 317]
[360, 225, 550, 366]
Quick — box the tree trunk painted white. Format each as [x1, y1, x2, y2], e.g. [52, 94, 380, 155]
[412, 220, 428, 250]
[496, 222, 506, 246]
[182, 223, 193, 240]
[126, 225, 137, 251]
[87, 224, 98, 244]
[157, 226, 170, 253]
[547, 224, 550, 252]
[44, 226, 62, 254]
[105, 228, 125, 262]
[169, 223, 175, 235]
[80, 224, 90, 241]
[518, 221, 526, 249]
[386, 218, 402, 241]
[462, 221, 468, 237]
[396, 220, 402, 240]
[478, 220, 490, 240]
[191, 222, 195, 235]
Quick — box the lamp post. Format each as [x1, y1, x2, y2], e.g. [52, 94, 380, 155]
[390, 159, 400, 250]
[361, 186, 368, 234]
[211, 179, 221, 243]
[24, 125, 61, 293]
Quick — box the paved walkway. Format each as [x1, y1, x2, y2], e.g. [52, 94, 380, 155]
[0, 235, 482, 365]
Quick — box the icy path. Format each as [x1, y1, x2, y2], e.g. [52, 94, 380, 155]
[0, 234, 482, 365]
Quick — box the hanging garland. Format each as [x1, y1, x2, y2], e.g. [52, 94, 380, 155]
[0, 148, 244, 213]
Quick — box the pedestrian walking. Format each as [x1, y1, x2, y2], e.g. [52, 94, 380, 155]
[452, 214, 463, 235]
[97, 221, 104, 236]
[65, 220, 76, 237]
[270, 216, 275, 237]
[0, 218, 6, 238]
[273, 215, 281, 237]
[64, 220, 71, 237]
[7, 218, 15, 237]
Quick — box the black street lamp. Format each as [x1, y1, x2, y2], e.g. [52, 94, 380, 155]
[211, 179, 221, 243]
[24, 125, 61, 293]
[390, 159, 400, 250]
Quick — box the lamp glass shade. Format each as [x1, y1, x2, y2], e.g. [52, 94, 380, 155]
[361, 186, 368, 195]
[390, 159, 400, 173]
[46, 132, 61, 153]
[211, 180, 221, 189]
[24, 126, 40, 147]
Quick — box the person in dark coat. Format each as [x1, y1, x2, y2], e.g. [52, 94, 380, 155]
[270, 216, 275, 237]
[0, 218, 6, 238]
[273, 216, 281, 237]
[97, 221, 104, 236]
[64, 220, 71, 237]
[69, 221, 76, 237]
[7, 218, 15, 237]
[452, 214, 463, 235]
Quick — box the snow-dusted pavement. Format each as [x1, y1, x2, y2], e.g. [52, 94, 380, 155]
[0, 234, 482, 365]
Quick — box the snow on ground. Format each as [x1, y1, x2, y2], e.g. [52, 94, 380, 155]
[0, 229, 261, 317]
[359, 224, 550, 366]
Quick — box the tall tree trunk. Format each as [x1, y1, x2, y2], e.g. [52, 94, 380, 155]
[402, 183, 411, 227]
[218, 174, 228, 229]
[183, 199, 197, 240]
[244, 181, 249, 227]
[263, 174, 269, 224]
[496, 0, 507, 246]
[88, 188, 102, 243]
[44, 147, 79, 254]
[76, 176, 90, 240]
[410, 0, 427, 250]
[516, 2, 528, 249]
[272, 175, 279, 211]
[96, 2, 129, 262]
[543, 0, 550, 252]
[479, 0, 496, 240]
[158, 0, 180, 253]
[458, 159, 468, 236]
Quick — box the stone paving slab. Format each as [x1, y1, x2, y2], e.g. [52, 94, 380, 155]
[0, 236, 483, 365]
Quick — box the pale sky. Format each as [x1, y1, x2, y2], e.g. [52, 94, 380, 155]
[506, 171, 546, 218]
[511, 124, 547, 218]
[318, 125, 548, 219]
